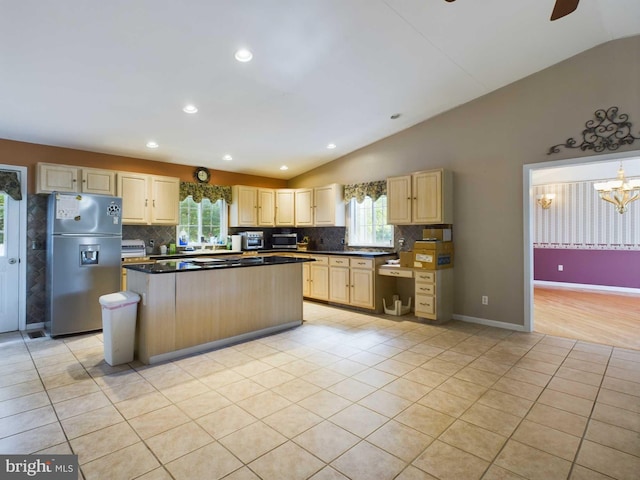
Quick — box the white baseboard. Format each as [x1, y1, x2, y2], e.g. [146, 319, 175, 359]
[452, 314, 528, 332]
[534, 280, 640, 295]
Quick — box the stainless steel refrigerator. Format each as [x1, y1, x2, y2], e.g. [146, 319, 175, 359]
[46, 192, 122, 336]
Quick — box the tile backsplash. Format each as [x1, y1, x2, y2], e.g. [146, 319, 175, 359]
[24, 195, 444, 326]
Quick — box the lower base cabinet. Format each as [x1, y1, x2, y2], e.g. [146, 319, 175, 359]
[378, 266, 454, 322]
[309, 260, 329, 300]
[269, 252, 394, 313]
[414, 269, 454, 321]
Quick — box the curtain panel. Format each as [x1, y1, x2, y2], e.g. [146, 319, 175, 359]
[179, 182, 232, 204]
[343, 180, 386, 203]
[0, 170, 22, 200]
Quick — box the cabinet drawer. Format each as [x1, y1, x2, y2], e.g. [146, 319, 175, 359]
[350, 258, 373, 269]
[415, 283, 435, 295]
[310, 255, 329, 265]
[415, 271, 435, 283]
[378, 268, 413, 278]
[415, 294, 435, 315]
[329, 257, 350, 267]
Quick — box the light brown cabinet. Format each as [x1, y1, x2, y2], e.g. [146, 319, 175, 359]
[328, 257, 375, 309]
[313, 184, 345, 226]
[294, 188, 314, 226]
[118, 172, 179, 225]
[307, 255, 329, 300]
[37, 163, 116, 195]
[378, 266, 454, 322]
[414, 269, 454, 321]
[329, 257, 350, 304]
[294, 184, 345, 227]
[230, 186, 276, 227]
[275, 189, 296, 226]
[387, 168, 452, 225]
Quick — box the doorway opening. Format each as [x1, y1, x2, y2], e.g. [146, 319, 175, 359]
[523, 150, 640, 348]
[0, 165, 27, 333]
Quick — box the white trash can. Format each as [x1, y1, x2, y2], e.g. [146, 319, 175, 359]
[99, 291, 140, 366]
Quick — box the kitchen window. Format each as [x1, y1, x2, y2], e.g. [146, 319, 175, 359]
[177, 196, 227, 245]
[348, 195, 393, 247]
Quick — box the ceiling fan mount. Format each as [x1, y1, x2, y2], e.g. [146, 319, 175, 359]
[444, 0, 580, 21]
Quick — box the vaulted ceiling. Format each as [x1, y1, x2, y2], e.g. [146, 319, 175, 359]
[1, 0, 639, 179]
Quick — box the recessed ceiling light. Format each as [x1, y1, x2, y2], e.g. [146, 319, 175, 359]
[327, 143, 336, 149]
[234, 49, 253, 62]
[146, 141, 159, 149]
[280, 165, 289, 171]
[390, 113, 401, 119]
[183, 104, 198, 114]
[222, 154, 233, 161]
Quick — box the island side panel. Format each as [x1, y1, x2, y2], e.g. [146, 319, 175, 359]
[127, 269, 177, 364]
[174, 263, 303, 351]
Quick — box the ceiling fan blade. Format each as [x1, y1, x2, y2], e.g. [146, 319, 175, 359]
[550, 0, 580, 21]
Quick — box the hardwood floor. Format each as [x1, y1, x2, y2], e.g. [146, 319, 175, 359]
[534, 285, 640, 351]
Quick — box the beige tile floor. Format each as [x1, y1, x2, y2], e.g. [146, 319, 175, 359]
[1, 302, 639, 480]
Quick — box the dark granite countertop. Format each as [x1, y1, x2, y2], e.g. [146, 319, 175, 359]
[299, 250, 396, 257]
[148, 249, 396, 260]
[124, 255, 313, 274]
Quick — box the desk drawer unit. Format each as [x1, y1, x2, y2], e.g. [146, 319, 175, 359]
[414, 270, 436, 319]
[415, 294, 435, 316]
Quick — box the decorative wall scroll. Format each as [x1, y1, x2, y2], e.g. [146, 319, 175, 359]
[547, 107, 640, 155]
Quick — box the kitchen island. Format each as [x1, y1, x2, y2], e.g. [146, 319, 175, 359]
[125, 256, 312, 364]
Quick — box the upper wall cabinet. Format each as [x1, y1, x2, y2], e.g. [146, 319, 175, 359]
[295, 184, 345, 227]
[387, 168, 453, 225]
[36, 163, 116, 195]
[294, 188, 314, 226]
[275, 189, 296, 226]
[230, 186, 276, 227]
[118, 172, 179, 225]
[314, 184, 345, 226]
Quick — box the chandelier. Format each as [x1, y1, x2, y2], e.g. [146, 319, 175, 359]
[593, 163, 640, 214]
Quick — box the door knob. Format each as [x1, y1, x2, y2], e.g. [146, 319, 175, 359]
[8, 258, 18, 264]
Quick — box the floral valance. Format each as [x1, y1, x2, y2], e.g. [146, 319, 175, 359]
[343, 180, 386, 203]
[0, 171, 22, 201]
[179, 182, 232, 204]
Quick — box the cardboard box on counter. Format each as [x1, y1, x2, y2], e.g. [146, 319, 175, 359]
[422, 227, 452, 242]
[413, 241, 454, 269]
[399, 251, 413, 268]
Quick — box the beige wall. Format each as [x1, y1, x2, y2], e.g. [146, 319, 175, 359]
[289, 36, 640, 327]
[0, 138, 286, 194]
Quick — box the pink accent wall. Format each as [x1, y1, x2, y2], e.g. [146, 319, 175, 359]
[534, 248, 640, 289]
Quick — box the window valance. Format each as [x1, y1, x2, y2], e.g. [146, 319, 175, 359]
[179, 182, 232, 204]
[0, 170, 22, 201]
[343, 180, 386, 203]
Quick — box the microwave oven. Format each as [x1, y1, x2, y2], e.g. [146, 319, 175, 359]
[241, 231, 264, 250]
[271, 233, 297, 249]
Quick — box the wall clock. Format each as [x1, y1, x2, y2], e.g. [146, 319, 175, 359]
[194, 167, 210, 184]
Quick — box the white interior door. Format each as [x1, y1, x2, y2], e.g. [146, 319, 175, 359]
[0, 190, 20, 332]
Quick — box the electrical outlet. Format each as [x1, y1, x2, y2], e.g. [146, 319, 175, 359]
[320, 238, 324, 244]
[482, 296, 489, 305]
[558, 265, 563, 271]
[149, 239, 155, 247]
[341, 238, 345, 244]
